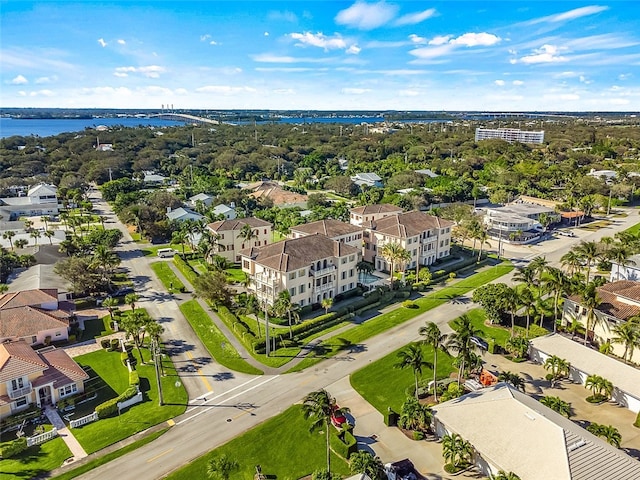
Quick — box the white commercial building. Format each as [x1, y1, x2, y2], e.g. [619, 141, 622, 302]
[475, 128, 544, 144]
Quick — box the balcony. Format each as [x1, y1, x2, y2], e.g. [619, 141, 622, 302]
[309, 265, 336, 277]
[313, 282, 335, 293]
[8, 383, 32, 399]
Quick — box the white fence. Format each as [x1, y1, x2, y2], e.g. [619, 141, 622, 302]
[27, 428, 58, 447]
[70, 411, 99, 428]
[117, 392, 143, 413]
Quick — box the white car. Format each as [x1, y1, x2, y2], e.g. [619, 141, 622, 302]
[157, 248, 177, 258]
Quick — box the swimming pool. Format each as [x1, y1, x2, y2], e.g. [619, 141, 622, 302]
[361, 272, 383, 285]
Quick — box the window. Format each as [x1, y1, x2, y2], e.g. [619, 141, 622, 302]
[349, 283, 354, 290]
[299, 284, 305, 294]
[289, 287, 296, 296]
[349, 269, 354, 277]
[58, 384, 77, 398]
[243, 260, 250, 269]
[440, 241, 444, 248]
[11, 378, 25, 390]
[55, 331, 62, 337]
[349, 255, 355, 262]
[15, 396, 28, 407]
[299, 269, 305, 276]
[31, 335, 37, 344]
[342, 285, 346, 292]
[264, 229, 267, 234]
[342, 272, 346, 280]
[341, 257, 347, 264]
[289, 272, 296, 280]
[300, 299, 305, 306]
[229, 245, 234, 251]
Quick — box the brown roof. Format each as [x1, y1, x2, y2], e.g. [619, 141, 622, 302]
[0, 340, 47, 382]
[568, 280, 640, 321]
[350, 204, 403, 215]
[0, 306, 70, 339]
[0, 289, 58, 310]
[38, 348, 89, 387]
[208, 217, 272, 232]
[291, 219, 362, 239]
[372, 211, 455, 238]
[241, 234, 359, 272]
[243, 181, 308, 205]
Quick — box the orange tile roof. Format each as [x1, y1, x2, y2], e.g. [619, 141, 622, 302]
[0, 306, 69, 338]
[0, 340, 47, 382]
[0, 289, 58, 310]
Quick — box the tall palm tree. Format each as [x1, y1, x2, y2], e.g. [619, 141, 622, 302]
[30, 230, 41, 246]
[172, 229, 188, 255]
[321, 297, 333, 314]
[560, 250, 583, 276]
[418, 321, 448, 402]
[92, 244, 121, 283]
[206, 454, 239, 480]
[503, 286, 520, 336]
[540, 395, 572, 418]
[43, 230, 54, 245]
[380, 242, 409, 286]
[581, 283, 601, 345]
[611, 319, 640, 363]
[238, 223, 258, 248]
[302, 389, 347, 475]
[446, 315, 480, 385]
[120, 309, 152, 363]
[518, 286, 534, 335]
[102, 296, 119, 321]
[237, 293, 261, 337]
[442, 433, 473, 469]
[609, 245, 635, 281]
[543, 267, 569, 332]
[125, 292, 139, 312]
[575, 241, 600, 283]
[476, 227, 490, 262]
[274, 290, 299, 339]
[498, 371, 525, 392]
[586, 423, 622, 448]
[349, 451, 386, 480]
[528, 256, 549, 303]
[2, 230, 15, 251]
[395, 343, 431, 400]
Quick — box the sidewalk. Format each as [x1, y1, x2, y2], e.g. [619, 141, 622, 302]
[44, 406, 88, 461]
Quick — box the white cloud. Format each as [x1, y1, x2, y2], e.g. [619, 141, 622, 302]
[409, 34, 427, 44]
[251, 54, 298, 63]
[529, 5, 608, 24]
[273, 88, 296, 94]
[98, 38, 107, 47]
[398, 89, 420, 96]
[512, 80, 524, 86]
[289, 32, 347, 51]
[174, 88, 189, 95]
[196, 85, 257, 95]
[346, 45, 361, 55]
[210, 40, 218, 45]
[335, 1, 398, 30]
[514, 44, 567, 64]
[200, 34, 210, 41]
[35, 75, 57, 84]
[117, 39, 126, 45]
[428, 35, 451, 46]
[450, 32, 501, 47]
[9, 75, 28, 85]
[28, 89, 55, 97]
[114, 65, 166, 78]
[409, 44, 455, 60]
[579, 75, 592, 84]
[342, 87, 370, 94]
[264, 32, 269, 36]
[395, 8, 436, 26]
[619, 73, 632, 80]
[267, 10, 298, 23]
[80, 86, 133, 96]
[494, 80, 505, 86]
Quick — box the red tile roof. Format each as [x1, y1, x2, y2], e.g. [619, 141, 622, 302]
[350, 204, 402, 215]
[0, 289, 58, 310]
[0, 306, 69, 338]
[0, 340, 47, 382]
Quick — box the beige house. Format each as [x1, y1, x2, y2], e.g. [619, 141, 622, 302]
[349, 204, 402, 227]
[290, 219, 364, 249]
[0, 340, 88, 420]
[207, 217, 273, 263]
[562, 280, 640, 361]
[240, 234, 360, 307]
[0, 289, 74, 345]
[362, 210, 454, 270]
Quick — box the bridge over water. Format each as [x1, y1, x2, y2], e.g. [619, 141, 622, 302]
[150, 113, 219, 125]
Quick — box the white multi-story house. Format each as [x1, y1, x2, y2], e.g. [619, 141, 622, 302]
[240, 234, 360, 307]
[474, 128, 544, 144]
[289, 219, 363, 249]
[0, 183, 61, 220]
[349, 204, 403, 228]
[363, 210, 454, 270]
[350, 173, 383, 188]
[207, 217, 273, 263]
[0, 340, 88, 420]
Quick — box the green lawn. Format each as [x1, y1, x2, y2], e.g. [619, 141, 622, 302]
[448, 309, 511, 347]
[623, 221, 640, 236]
[288, 263, 513, 372]
[351, 342, 456, 414]
[80, 316, 113, 341]
[164, 405, 349, 480]
[151, 261, 186, 293]
[225, 267, 246, 284]
[72, 348, 187, 454]
[1, 437, 71, 479]
[52, 429, 168, 480]
[179, 300, 263, 375]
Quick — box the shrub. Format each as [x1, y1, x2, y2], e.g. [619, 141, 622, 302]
[120, 352, 129, 366]
[635, 411, 640, 428]
[412, 430, 425, 441]
[402, 300, 417, 309]
[100, 338, 111, 349]
[129, 371, 139, 386]
[110, 338, 120, 351]
[0, 437, 28, 459]
[329, 428, 357, 460]
[96, 398, 119, 419]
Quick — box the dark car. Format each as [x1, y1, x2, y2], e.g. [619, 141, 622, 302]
[470, 335, 488, 351]
[112, 286, 134, 297]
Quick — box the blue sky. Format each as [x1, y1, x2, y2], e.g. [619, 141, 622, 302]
[1, 1, 639, 111]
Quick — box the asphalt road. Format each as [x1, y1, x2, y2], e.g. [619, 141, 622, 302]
[78, 201, 639, 479]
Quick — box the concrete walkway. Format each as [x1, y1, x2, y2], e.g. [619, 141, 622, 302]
[63, 331, 126, 358]
[45, 406, 88, 461]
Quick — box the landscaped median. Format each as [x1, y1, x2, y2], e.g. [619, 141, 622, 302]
[287, 263, 514, 373]
[179, 300, 263, 375]
[150, 261, 186, 293]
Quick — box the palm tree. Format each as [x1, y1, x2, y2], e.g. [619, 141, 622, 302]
[418, 321, 448, 402]
[540, 395, 572, 418]
[2, 231, 15, 251]
[586, 423, 622, 448]
[543, 267, 569, 332]
[512, 265, 536, 288]
[503, 286, 520, 336]
[92, 244, 120, 283]
[30, 230, 41, 246]
[446, 315, 480, 385]
[43, 230, 54, 245]
[498, 371, 525, 392]
[120, 310, 152, 363]
[274, 290, 298, 339]
[321, 297, 333, 314]
[612, 319, 640, 362]
[529, 256, 549, 301]
[491, 471, 521, 480]
[40, 216, 49, 231]
[575, 241, 600, 283]
[395, 343, 431, 400]
[505, 336, 529, 360]
[518, 286, 534, 335]
[172, 229, 188, 255]
[581, 283, 601, 345]
[609, 245, 635, 281]
[585, 374, 613, 401]
[206, 454, 239, 480]
[0, 283, 8, 294]
[14, 238, 28, 250]
[125, 292, 139, 312]
[102, 296, 119, 321]
[302, 389, 347, 474]
[543, 355, 571, 387]
[237, 294, 261, 337]
[442, 433, 473, 469]
[238, 223, 258, 248]
[476, 227, 490, 262]
[380, 242, 409, 286]
[349, 451, 386, 480]
[560, 250, 583, 276]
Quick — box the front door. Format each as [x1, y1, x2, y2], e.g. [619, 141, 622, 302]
[38, 386, 52, 406]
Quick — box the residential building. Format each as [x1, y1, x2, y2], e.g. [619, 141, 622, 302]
[432, 383, 640, 479]
[587, 169, 617, 183]
[242, 181, 308, 208]
[474, 128, 544, 144]
[240, 234, 360, 307]
[350, 172, 383, 188]
[0, 289, 74, 345]
[188, 193, 214, 209]
[530, 334, 640, 413]
[562, 280, 640, 361]
[290, 219, 363, 249]
[483, 203, 559, 244]
[362, 210, 454, 269]
[142, 171, 168, 184]
[166, 207, 204, 223]
[414, 169, 439, 178]
[207, 217, 272, 263]
[349, 204, 403, 228]
[610, 254, 640, 281]
[210, 203, 237, 220]
[0, 340, 89, 420]
[0, 183, 60, 220]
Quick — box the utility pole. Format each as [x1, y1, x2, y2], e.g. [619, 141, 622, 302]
[264, 299, 270, 357]
[153, 339, 164, 406]
[108, 167, 113, 182]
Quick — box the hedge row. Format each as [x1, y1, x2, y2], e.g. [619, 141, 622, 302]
[330, 427, 357, 460]
[430, 255, 491, 282]
[174, 254, 199, 284]
[96, 385, 139, 419]
[0, 437, 27, 459]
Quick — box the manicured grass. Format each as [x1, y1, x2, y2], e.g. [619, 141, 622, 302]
[579, 220, 613, 231]
[225, 267, 246, 284]
[80, 316, 113, 340]
[623, 222, 640, 236]
[151, 261, 186, 293]
[351, 342, 456, 414]
[2, 437, 71, 479]
[142, 244, 190, 257]
[52, 428, 168, 480]
[179, 300, 263, 375]
[449, 309, 511, 347]
[164, 405, 349, 480]
[288, 263, 513, 372]
[72, 348, 187, 454]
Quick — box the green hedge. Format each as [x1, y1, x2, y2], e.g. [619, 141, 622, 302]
[0, 437, 28, 459]
[96, 398, 119, 419]
[174, 254, 199, 284]
[129, 371, 139, 386]
[330, 428, 357, 460]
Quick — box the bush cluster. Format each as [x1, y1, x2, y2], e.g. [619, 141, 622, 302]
[174, 254, 199, 284]
[0, 437, 28, 459]
[329, 426, 357, 460]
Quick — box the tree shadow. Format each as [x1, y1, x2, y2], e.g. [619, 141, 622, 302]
[212, 372, 235, 381]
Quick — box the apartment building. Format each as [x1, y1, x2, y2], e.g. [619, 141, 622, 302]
[363, 210, 454, 270]
[474, 127, 545, 144]
[289, 219, 364, 249]
[207, 217, 272, 263]
[240, 234, 360, 307]
[349, 204, 403, 228]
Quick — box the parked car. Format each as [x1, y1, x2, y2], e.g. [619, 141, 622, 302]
[157, 248, 177, 258]
[331, 405, 348, 428]
[556, 230, 576, 237]
[111, 286, 134, 297]
[470, 335, 488, 351]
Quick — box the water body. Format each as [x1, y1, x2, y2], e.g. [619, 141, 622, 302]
[0, 117, 185, 138]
